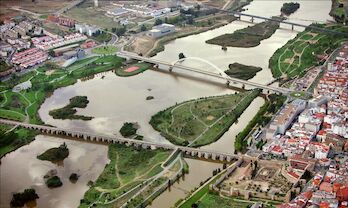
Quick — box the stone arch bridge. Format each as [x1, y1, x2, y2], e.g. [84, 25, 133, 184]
[0, 119, 240, 163]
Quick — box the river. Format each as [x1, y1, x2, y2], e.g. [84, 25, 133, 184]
[0, 135, 108, 208]
[0, 0, 333, 207]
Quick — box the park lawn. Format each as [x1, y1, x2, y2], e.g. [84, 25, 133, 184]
[79, 143, 170, 208]
[0, 55, 125, 124]
[150, 90, 260, 146]
[269, 24, 348, 78]
[92, 46, 117, 55]
[115, 63, 152, 77]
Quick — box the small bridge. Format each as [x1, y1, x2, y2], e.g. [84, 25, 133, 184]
[118, 51, 293, 95]
[0, 119, 241, 163]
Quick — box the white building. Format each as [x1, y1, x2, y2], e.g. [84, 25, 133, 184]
[75, 24, 100, 36]
[148, 23, 175, 38]
[268, 99, 306, 138]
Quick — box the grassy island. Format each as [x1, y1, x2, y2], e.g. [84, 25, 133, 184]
[46, 176, 63, 188]
[206, 19, 280, 48]
[79, 144, 171, 208]
[37, 143, 69, 162]
[269, 24, 348, 78]
[150, 90, 260, 147]
[225, 63, 262, 80]
[281, 2, 300, 16]
[10, 188, 39, 207]
[49, 96, 93, 120]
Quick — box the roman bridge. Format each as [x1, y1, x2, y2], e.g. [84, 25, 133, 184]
[117, 51, 293, 95]
[0, 119, 240, 162]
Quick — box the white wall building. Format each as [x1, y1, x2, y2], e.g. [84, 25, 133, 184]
[148, 23, 175, 38]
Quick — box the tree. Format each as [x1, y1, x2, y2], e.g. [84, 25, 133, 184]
[140, 24, 147, 32]
[178, 52, 186, 59]
[154, 18, 163, 26]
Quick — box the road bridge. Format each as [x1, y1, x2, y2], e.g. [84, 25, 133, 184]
[117, 51, 293, 95]
[0, 119, 240, 162]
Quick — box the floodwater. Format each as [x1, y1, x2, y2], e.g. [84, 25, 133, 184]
[0, 0, 333, 207]
[0, 135, 108, 208]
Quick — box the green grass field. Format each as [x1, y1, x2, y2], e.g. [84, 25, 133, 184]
[92, 46, 117, 55]
[79, 144, 170, 208]
[150, 90, 260, 146]
[269, 24, 348, 79]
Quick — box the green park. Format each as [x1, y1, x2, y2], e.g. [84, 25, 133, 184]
[269, 24, 348, 79]
[79, 144, 173, 208]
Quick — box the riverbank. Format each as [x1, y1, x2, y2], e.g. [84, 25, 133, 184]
[0, 125, 38, 158]
[225, 63, 262, 80]
[234, 94, 286, 152]
[0, 55, 124, 124]
[150, 90, 260, 147]
[126, 15, 236, 57]
[205, 18, 281, 48]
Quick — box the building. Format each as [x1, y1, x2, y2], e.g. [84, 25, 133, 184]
[148, 23, 175, 38]
[75, 24, 100, 36]
[267, 99, 306, 138]
[63, 48, 85, 60]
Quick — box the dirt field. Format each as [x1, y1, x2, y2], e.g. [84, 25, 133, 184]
[0, 0, 73, 20]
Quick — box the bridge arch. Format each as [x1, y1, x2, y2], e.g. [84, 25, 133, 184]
[171, 57, 230, 80]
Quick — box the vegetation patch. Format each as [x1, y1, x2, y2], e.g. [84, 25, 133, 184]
[115, 63, 151, 77]
[69, 173, 79, 183]
[225, 62, 262, 80]
[49, 96, 93, 120]
[37, 143, 69, 163]
[46, 176, 63, 188]
[206, 18, 281, 48]
[0, 60, 11, 72]
[281, 2, 300, 15]
[150, 90, 260, 147]
[92, 45, 117, 55]
[120, 122, 137, 137]
[10, 188, 39, 207]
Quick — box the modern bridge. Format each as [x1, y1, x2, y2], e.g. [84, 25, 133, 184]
[117, 51, 293, 95]
[0, 119, 241, 162]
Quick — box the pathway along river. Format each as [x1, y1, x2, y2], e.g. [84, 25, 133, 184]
[0, 0, 333, 207]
